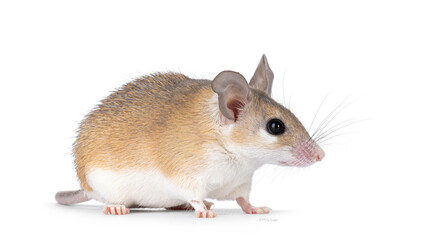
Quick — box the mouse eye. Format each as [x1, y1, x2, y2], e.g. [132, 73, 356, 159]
[266, 118, 285, 135]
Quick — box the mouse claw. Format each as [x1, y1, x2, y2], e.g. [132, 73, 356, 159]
[103, 205, 130, 215]
[249, 206, 271, 214]
[195, 210, 217, 218]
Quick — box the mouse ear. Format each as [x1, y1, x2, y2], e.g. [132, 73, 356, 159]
[212, 71, 249, 121]
[249, 54, 274, 96]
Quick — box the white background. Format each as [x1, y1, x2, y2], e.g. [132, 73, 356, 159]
[1, 0, 439, 239]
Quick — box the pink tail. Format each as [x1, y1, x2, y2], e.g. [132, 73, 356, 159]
[55, 189, 90, 205]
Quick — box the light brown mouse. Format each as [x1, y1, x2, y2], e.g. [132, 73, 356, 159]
[55, 55, 325, 218]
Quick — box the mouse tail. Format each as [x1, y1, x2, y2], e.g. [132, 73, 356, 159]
[55, 189, 90, 205]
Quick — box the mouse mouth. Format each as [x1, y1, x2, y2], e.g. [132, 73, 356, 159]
[280, 141, 325, 167]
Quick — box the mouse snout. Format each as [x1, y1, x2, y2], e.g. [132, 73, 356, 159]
[314, 145, 325, 162]
[287, 140, 325, 167]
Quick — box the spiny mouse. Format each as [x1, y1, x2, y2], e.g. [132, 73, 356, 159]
[55, 55, 325, 218]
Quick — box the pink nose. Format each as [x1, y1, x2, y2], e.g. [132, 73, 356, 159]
[314, 146, 325, 161]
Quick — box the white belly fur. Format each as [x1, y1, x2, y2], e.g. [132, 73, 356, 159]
[86, 168, 189, 207]
[85, 166, 255, 207]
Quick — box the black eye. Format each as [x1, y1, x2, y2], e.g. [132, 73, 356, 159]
[266, 118, 285, 135]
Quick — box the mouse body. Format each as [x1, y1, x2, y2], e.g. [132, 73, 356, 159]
[56, 55, 325, 218]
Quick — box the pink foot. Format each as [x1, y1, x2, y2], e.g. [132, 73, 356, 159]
[189, 200, 217, 218]
[242, 206, 271, 214]
[103, 205, 130, 215]
[236, 197, 271, 214]
[195, 210, 217, 218]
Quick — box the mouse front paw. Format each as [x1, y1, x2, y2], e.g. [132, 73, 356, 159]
[236, 197, 271, 214]
[242, 206, 271, 214]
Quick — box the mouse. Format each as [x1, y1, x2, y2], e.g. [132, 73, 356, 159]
[55, 55, 325, 218]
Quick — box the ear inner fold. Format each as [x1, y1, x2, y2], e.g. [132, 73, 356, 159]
[227, 97, 245, 121]
[212, 71, 249, 121]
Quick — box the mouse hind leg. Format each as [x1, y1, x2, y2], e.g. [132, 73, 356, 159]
[82, 189, 131, 215]
[166, 200, 214, 211]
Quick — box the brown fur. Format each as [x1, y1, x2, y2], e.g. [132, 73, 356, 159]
[74, 73, 218, 191]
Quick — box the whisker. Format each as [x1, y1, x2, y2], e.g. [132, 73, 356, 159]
[317, 131, 359, 145]
[311, 95, 350, 139]
[315, 118, 368, 144]
[281, 69, 287, 108]
[318, 142, 346, 148]
[308, 92, 331, 132]
[287, 90, 293, 110]
[315, 118, 362, 141]
[314, 118, 354, 139]
[288, 89, 294, 110]
[311, 95, 356, 140]
[315, 121, 360, 143]
[319, 143, 337, 147]
[314, 98, 358, 140]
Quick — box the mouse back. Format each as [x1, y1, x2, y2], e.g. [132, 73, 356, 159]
[74, 73, 219, 191]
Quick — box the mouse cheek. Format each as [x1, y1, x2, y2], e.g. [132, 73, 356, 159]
[258, 128, 279, 145]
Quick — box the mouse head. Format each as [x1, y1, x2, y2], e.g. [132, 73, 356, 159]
[212, 55, 324, 167]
